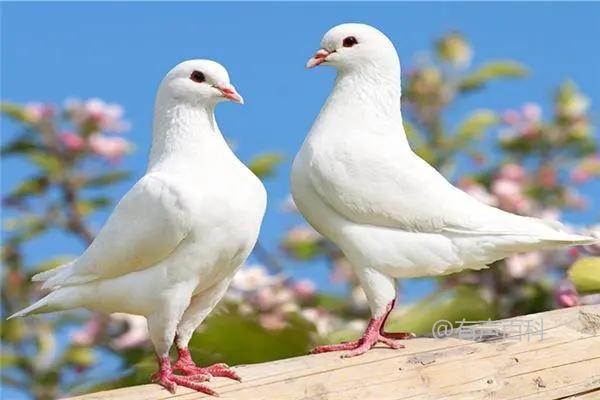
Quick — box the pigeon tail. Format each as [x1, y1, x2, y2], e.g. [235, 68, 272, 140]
[8, 287, 81, 319]
[8, 296, 50, 319]
[31, 260, 75, 282]
[537, 232, 597, 246]
[41, 269, 91, 290]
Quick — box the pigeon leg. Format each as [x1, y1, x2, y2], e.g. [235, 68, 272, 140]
[310, 300, 413, 357]
[152, 354, 217, 396]
[173, 346, 241, 381]
[173, 282, 241, 381]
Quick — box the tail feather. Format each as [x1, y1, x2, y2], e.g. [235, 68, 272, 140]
[7, 286, 82, 320]
[539, 233, 597, 246]
[8, 296, 50, 319]
[31, 260, 75, 282]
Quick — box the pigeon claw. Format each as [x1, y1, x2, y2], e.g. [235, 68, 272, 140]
[153, 354, 219, 396]
[309, 300, 414, 358]
[152, 369, 217, 396]
[174, 348, 242, 382]
[174, 362, 242, 382]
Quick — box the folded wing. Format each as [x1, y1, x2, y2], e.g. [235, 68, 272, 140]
[308, 146, 594, 244]
[40, 174, 191, 288]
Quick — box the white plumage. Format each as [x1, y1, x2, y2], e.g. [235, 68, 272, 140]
[292, 23, 596, 338]
[11, 60, 266, 393]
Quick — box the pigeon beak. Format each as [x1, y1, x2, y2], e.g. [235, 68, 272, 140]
[306, 49, 331, 69]
[217, 84, 244, 104]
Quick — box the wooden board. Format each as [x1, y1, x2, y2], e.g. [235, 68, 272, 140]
[66, 305, 600, 400]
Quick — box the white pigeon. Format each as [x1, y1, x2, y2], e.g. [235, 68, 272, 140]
[10, 60, 267, 395]
[292, 23, 597, 357]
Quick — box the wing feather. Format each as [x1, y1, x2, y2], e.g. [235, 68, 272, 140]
[43, 174, 190, 288]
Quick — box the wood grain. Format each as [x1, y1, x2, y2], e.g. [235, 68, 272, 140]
[66, 305, 600, 400]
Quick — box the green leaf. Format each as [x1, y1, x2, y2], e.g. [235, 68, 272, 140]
[568, 257, 600, 294]
[283, 238, 323, 260]
[64, 346, 95, 367]
[77, 197, 111, 215]
[0, 102, 31, 123]
[455, 110, 498, 142]
[0, 353, 19, 368]
[27, 152, 63, 177]
[83, 171, 130, 188]
[459, 61, 528, 92]
[1, 319, 26, 343]
[1, 137, 42, 155]
[8, 176, 49, 199]
[247, 152, 284, 179]
[4, 215, 48, 241]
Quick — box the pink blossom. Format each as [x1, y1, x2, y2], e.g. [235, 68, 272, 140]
[291, 279, 316, 299]
[88, 134, 131, 163]
[491, 178, 520, 198]
[254, 287, 278, 311]
[571, 168, 591, 184]
[491, 178, 531, 213]
[538, 166, 557, 188]
[522, 102, 542, 122]
[24, 102, 54, 124]
[259, 312, 286, 330]
[499, 164, 526, 182]
[71, 316, 102, 346]
[59, 131, 85, 151]
[501, 109, 520, 125]
[519, 125, 538, 139]
[231, 265, 281, 292]
[285, 226, 321, 243]
[505, 252, 542, 279]
[570, 156, 600, 184]
[65, 98, 130, 133]
[554, 281, 580, 308]
[459, 180, 498, 206]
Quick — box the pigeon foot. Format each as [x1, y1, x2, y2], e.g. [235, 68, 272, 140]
[174, 348, 241, 381]
[309, 300, 414, 358]
[152, 354, 218, 396]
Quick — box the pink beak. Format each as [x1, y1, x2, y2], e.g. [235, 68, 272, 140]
[306, 49, 330, 69]
[217, 84, 244, 104]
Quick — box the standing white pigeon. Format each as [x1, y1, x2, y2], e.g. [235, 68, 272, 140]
[292, 23, 596, 358]
[10, 60, 267, 395]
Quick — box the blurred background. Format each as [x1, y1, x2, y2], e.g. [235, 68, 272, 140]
[2, 2, 600, 399]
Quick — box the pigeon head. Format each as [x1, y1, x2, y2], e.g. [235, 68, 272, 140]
[158, 59, 243, 105]
[306, 23, 399, 73]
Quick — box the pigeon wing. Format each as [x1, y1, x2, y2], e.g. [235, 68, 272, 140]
[307, 144, 588, 241]
[43, 173, 191, 288]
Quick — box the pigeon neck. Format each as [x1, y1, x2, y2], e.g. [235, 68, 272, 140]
[148, 100, 226, 170]
[331, 66, 402, 123]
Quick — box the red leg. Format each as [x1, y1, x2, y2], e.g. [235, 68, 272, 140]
[173, 347, 241, 382]
[310, 300, 414, 358]
[151, 355, 217, 396]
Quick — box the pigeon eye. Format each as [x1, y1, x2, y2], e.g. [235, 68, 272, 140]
[343, 36, 358, 48]
[190, 71, 205, 83]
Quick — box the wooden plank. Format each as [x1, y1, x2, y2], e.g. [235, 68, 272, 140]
[66, 305, 600, 400]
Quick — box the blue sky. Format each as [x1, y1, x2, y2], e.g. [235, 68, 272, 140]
[2, 3, 600, 399]
[2, 2, 600, 298]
